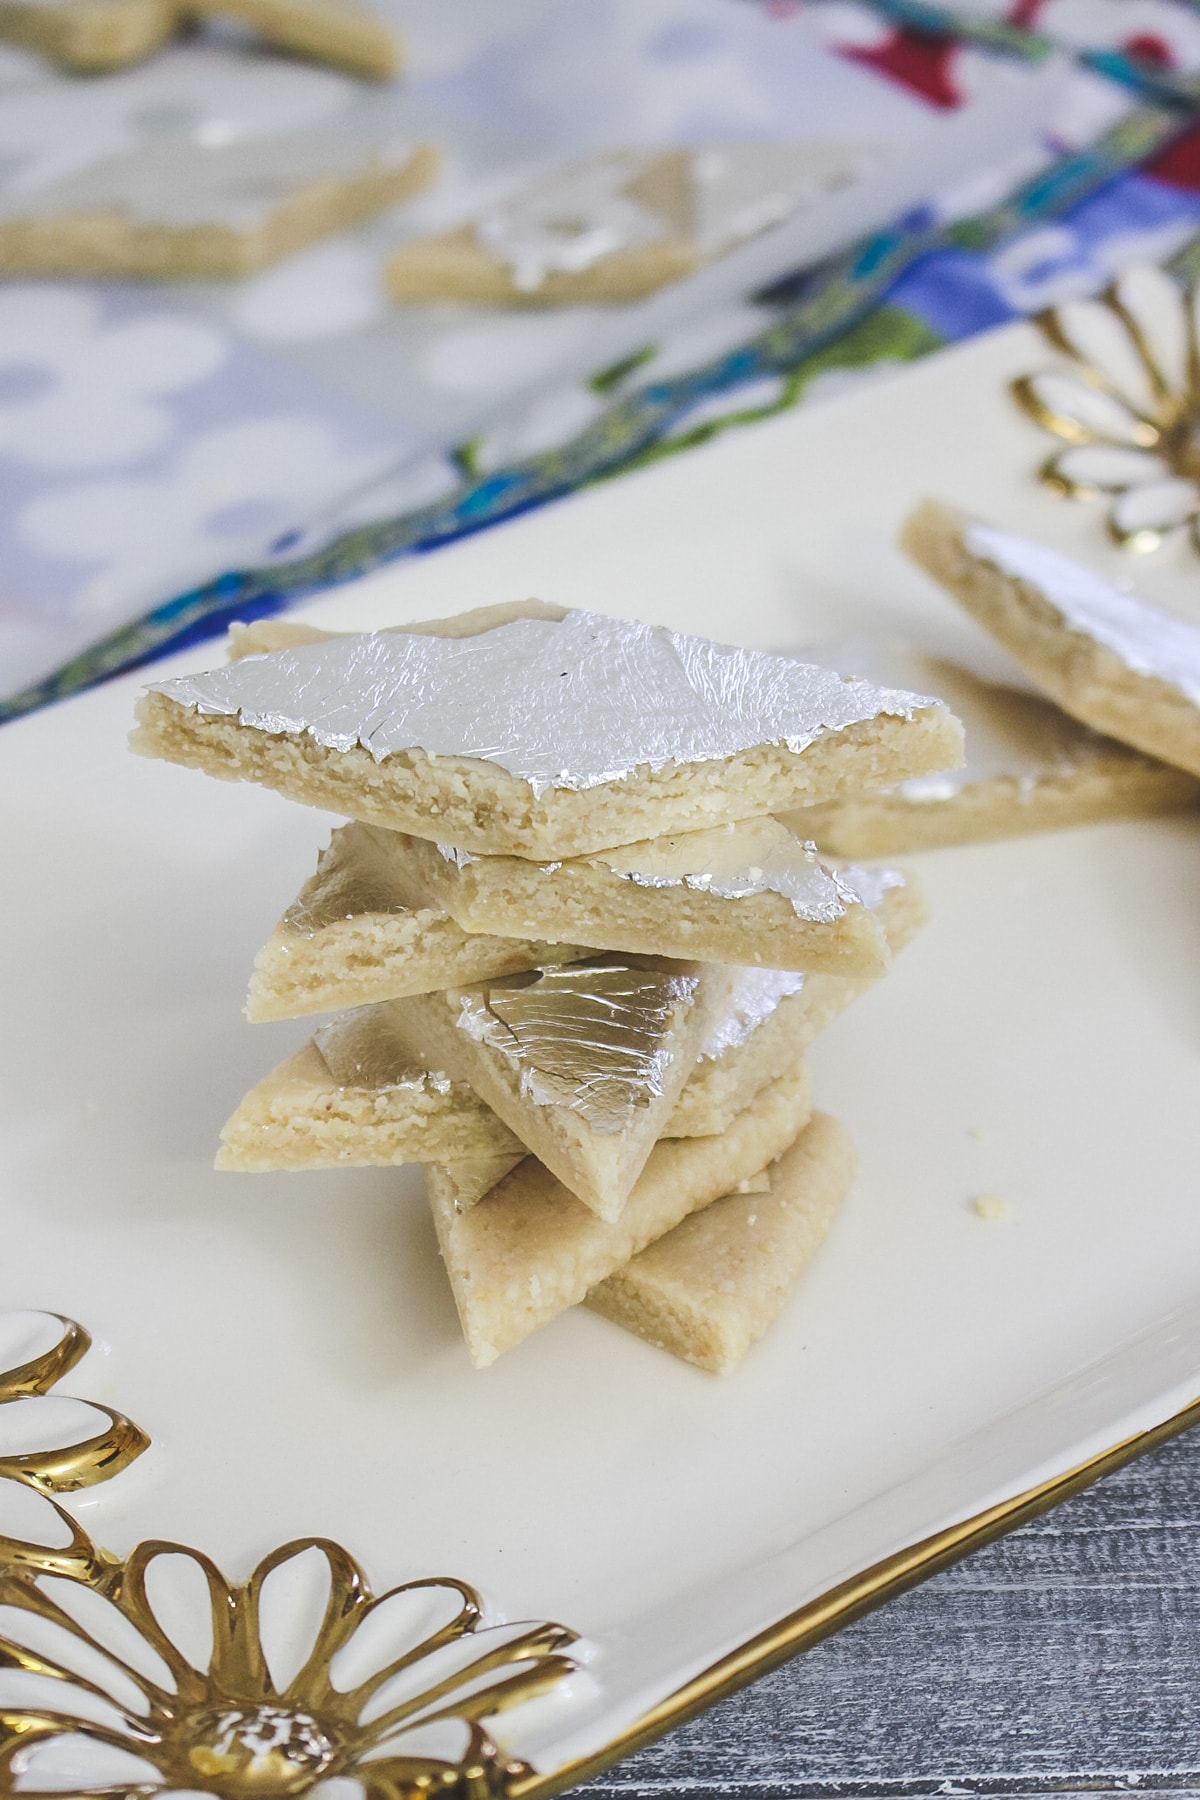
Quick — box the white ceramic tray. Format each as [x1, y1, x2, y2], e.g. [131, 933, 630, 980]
[1, 318, 1198, 1800]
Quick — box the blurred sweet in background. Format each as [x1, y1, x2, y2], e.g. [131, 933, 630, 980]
[5, 0, 1200, 717]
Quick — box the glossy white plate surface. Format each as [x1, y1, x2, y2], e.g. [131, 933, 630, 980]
[1, 319, 1198, 1791]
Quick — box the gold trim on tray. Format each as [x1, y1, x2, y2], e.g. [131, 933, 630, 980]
[513, 1392, 1200, 1800]
[2, 1307, 1195, 1799]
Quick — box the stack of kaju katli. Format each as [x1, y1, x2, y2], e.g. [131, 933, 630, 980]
[132, 601, 964, 1372]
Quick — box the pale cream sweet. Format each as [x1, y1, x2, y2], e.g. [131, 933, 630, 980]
[189, 0, 400, 78]
[587, 1111, 855, 1373]
[782, 634, 1198, 854]
[215, 1037, 514, 1171]
[391, 817, 892, 976]
[386, 144, 880, 307]
[246, 821, 588, 1023]
[903, 499, 1200, 781]
[380, 956, 720, 1222]
[427, 1064, 814, 1367]
[0, 0, 399, 73]
[220, 869, 923, 1173]
[0, 135, 436, 280]
[0, 0, 175, 70]
[132, 604, 963, 860]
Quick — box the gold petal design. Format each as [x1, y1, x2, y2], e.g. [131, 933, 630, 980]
[1109, 476, 1200, 549]
[0, 1313, 148, 1506]
[1109, 264, 1191, 407]
[0, 1492, 111, 1585]
[357, 1734, 524, 1800]
[1012, 368, 1157, 448]
[119, 1539, 236, 1695]
[1014, 264, 1200, 561]
[0, 1401, 150, 1496]
[358, 1619, 577, 1734]
[0, 1600, 150, 1718]
[1039, 297, 1163, 421]
[0, 1536, 583, 1800]
[0, 1315, 89, 1402]
[333, 1577, 480, 1715]
[328, 1579, 479, 1695]
[1043, 443, 1169, 498]
[1015, 268, 1200, 562]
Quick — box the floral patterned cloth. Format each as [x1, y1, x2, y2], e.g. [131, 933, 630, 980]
[5, 0, 1200, 718]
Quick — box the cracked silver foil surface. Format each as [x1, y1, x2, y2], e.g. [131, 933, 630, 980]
[454, 957, 699, 1133]
[966, 526, 1200, 708]
[151, 609, 938, 798]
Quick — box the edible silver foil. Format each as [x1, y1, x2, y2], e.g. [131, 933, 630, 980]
[966, 526, 1200, 709]
[151, 609, 939, 798]
[597, 816, 859, 922]
[314, 1007, 452, 1094]
[698, 969, 808, 1060]
[693, 861, 904, 1058]
[284, 824, 434, 936]
[834, 861, 905, 912]
[807, 634, 1118, 803]
[455, 957, 699, 1133]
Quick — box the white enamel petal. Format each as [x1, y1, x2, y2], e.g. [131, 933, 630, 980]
[9, 1731, 163, 1794]
[36, 1576, 176, 1695]
[0, 1668, 133, 1734]
[329, 1585, 471, 1695]
[256, 1544, 334, 1695]
[1022, 369, 1151, 445]
[357, 1622, 544, 1728]
[139, 1549, 215, 1676]
[358, 1717, 474, 1765]
[1051, 444, 1170, 491]
[1112, 263, 1190, 396]
[0, 1477, 75, 1550]
[0, 1312, 72, 1382]
[311, 1782, 365, 1800]
[1052, 298, 1160, 417]
[0, 1604, 148, 1716]
[1110, 477, 1200, 538]
[0, 1395, 111, 1458]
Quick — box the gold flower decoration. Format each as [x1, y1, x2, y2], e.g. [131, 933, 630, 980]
[1012, 262, 1200, 553]
[0, 1532, 580, 1798]
[0, 1310, 149, 1580]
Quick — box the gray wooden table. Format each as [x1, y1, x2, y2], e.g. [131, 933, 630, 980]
[578, 1425, 1200, 1798]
